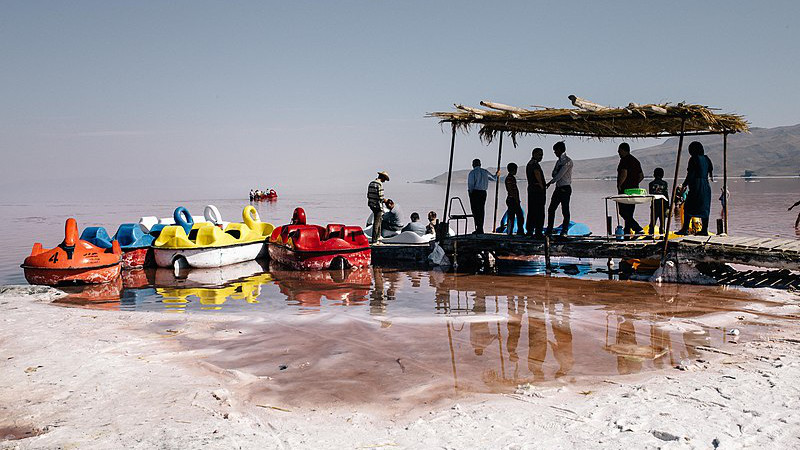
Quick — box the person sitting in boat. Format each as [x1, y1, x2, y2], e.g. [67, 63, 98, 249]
[381, 199, 405, 236]
[402, 212, 427, 237]
[426, 211, 439, 236]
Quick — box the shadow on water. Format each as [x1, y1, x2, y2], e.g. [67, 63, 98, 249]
[51, 259, 791, 407]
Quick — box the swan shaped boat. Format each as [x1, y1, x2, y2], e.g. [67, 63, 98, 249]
[268, 207, 371, 270]
[152, 206, 274, 270]
[22, 218, 122, 285]
[81, 223, 160, 269]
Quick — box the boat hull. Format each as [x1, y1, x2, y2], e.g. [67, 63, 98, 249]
[153, 241, 266, 269]
[121, 247, 154, 269]
[23, 264, 122, 286]
[268, 242, 371, 270]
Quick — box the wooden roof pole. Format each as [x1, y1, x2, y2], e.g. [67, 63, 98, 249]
[443, 123, 457, 222]
[492, 132, 504, 232]
[660, 117, 687, 268]
[723, 132, 729, 234]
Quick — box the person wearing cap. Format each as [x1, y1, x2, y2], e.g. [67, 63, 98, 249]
[367, 171, 390, 242]
[467, 158, 499, 234]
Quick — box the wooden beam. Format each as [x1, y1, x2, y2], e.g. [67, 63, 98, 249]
[480, 101, 528, 116]
[723, 132, 729, 234]
[443, 124, 457, 222]
[492, 132, 504, 232]
[568, 95, 611, 111]
[661, 118, 687, 267]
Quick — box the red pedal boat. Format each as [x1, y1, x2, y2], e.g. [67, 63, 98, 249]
[21, 218, 122, 286]
[268, 208, 371, 270]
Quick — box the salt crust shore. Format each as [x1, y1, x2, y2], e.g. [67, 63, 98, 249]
[1, 285, 800, 449]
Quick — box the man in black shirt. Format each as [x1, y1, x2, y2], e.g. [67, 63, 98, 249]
[616, 143, 644, 235]
[525, 147, 546, 238]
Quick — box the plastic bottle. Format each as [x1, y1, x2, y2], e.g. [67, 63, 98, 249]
[615, 225, 625, 241]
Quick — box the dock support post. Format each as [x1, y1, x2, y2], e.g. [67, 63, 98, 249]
[492, 132, 504, 232]
[544, 235, 552, 273]
[723, 132, 729, 234]
[660, 118, 686, 268]
[443, 123, 457, 221]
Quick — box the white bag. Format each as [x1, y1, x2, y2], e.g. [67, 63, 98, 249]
[428, 243, 451, 267]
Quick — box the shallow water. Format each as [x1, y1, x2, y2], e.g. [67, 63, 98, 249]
[51, 263, 786, 403]
[6, 178, 799, 401]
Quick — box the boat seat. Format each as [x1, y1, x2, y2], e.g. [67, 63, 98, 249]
[80, 227, 114, 249]
[113, 223, 145, 247]
[325, 224, 345, 240]
[342, 226, 365, 242]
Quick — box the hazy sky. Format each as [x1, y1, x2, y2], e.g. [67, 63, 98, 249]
[2, 1, 799, 201]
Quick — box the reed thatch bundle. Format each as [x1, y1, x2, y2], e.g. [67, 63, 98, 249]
[428, 96, 749, 143]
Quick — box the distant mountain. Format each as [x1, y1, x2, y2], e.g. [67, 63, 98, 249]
[420, 123, 800, 184]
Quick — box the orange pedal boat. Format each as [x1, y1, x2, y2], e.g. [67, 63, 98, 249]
[22, 218, 122, 286]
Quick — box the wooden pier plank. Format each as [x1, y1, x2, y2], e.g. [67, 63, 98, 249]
[441, 233, 800, 272]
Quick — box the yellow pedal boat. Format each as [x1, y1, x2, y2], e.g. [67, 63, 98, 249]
[153, 206, 274, 269]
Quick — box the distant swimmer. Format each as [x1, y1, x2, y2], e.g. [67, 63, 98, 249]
[789, 200, 800, 228]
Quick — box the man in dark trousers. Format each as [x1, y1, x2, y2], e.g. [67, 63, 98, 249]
[367, 171, 390, 242]
[545, 142, 573, 236]
[467, 158, 497, 234]
[504, 162, 524, 236]
[525, 147, 546, 238]
[616, 142, 645, 235]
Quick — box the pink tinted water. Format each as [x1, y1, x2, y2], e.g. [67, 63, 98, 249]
[55, 268, 786, 406]
[3, 178, 798, 283]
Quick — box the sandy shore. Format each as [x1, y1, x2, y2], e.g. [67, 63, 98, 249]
[2, 285, 800, 449]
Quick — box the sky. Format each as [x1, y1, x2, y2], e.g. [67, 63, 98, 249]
[1, 1, 799, 201]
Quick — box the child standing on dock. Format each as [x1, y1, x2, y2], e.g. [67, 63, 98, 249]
[505, 163, 525, 236]
[648, 167, 669, 234]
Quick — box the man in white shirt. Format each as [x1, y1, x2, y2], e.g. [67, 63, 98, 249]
[545, 142, 574, 236]
[467, 158, 498, 234]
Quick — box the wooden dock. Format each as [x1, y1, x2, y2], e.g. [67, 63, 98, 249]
[439, 234, 800, 272]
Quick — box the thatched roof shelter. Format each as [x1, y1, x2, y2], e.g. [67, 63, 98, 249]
[430, 95, 748, 250]
[428, 96, 749, 143]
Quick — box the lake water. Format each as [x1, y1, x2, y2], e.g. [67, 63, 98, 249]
[5, 178, 798, 397]
[4, 178, 799, 284]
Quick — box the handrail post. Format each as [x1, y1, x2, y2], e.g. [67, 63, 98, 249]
[660, 118, 686, 268]
[492, 132, 504, 232]
[443, 123, 457, 221]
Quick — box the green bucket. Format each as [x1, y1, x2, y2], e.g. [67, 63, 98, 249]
[624, 188, 647, 196]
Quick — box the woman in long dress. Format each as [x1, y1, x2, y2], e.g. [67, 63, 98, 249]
[677, 141, 714, 235]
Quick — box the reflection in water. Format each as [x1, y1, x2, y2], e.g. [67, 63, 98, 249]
[55, 265, 780, 400]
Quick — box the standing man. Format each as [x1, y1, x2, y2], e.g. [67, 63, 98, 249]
[616, 142, 645, 235]
[525, 147, 546, 238]
[367, 171, 390, 242]
[467, 158, 497, 234]
[545, 142, 574, 236]
[504, 163, 524, 236]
